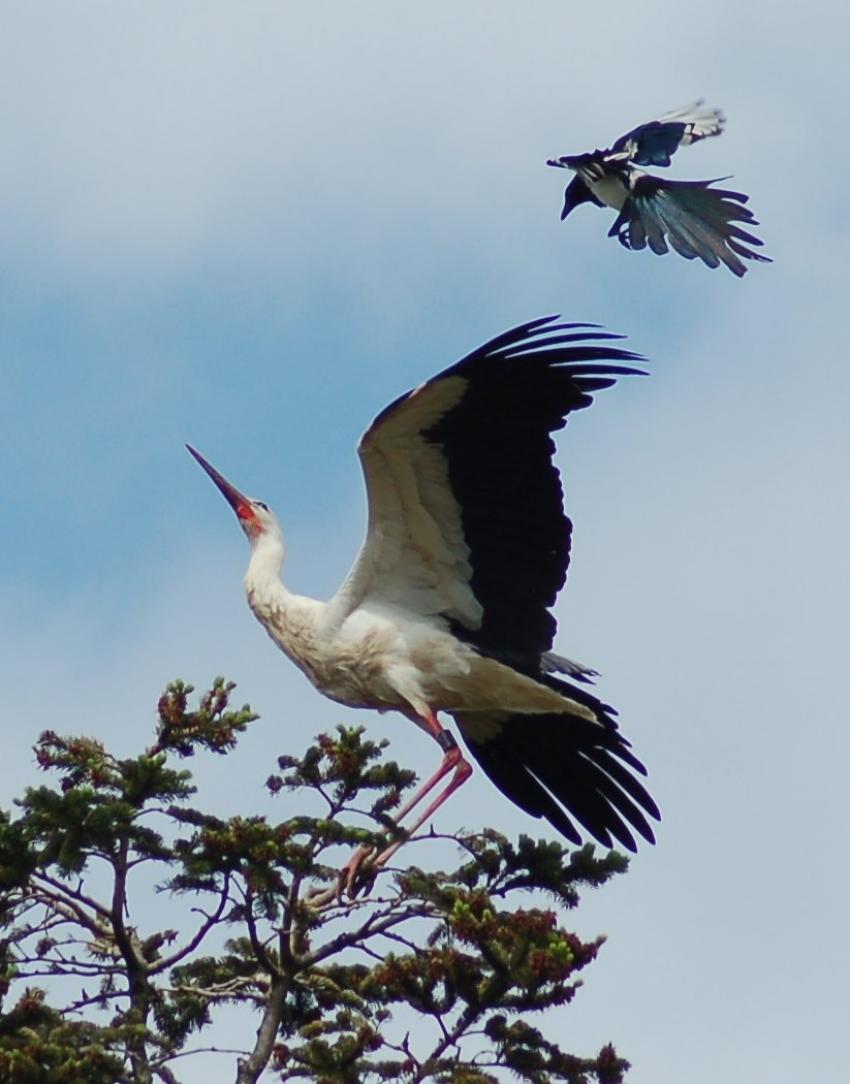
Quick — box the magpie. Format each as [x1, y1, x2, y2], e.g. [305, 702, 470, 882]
[547, 101, 770, 277]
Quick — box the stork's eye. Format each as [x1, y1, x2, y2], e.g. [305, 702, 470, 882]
[255, 501, 269, 512]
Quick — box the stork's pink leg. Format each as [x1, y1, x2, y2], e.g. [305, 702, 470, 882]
[368, 739, 472, 869]
[341, 710, 472, 895]
[386, 711, 472, 825]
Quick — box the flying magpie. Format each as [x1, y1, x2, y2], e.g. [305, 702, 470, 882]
[547, 102, 770, 277]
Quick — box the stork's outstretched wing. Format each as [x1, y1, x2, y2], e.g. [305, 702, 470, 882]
[330, 316, 643, 673]
[609, 175, 772, 277]
[611, 100, 725, 167]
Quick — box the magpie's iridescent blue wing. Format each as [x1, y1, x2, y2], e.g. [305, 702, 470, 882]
[608, 175, 771, 277]
[612, 101, 724, 167]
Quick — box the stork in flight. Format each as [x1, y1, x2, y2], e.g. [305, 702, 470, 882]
[547, 101, 771, 276]
[188, 315, 660, 876]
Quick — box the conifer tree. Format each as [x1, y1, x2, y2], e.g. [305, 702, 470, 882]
[0, 679, 632, 1083]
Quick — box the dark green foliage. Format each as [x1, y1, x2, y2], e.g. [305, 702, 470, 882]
[0, 678, 632, 1083]
[0, 988, 129, 1084]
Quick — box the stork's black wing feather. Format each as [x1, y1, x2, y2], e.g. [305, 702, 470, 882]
[454, 674, 660, 852]
[609, 175, 771, 277]
[424, 317, 643, 670]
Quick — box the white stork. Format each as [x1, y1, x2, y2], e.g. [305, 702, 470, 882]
[188, 315, 660, 861]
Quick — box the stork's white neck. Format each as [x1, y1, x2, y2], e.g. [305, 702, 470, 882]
[244, 530, 288, 607]
[242, 530, 327, 686]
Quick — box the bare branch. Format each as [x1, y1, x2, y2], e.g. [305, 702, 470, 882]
[151, 1044, 251, 1071]
[65, 988, 127, 1013]
[23, 888, 111, 940]
[305, 899, 439, 967]
[167, 977, 268, 1005]
[152, 874, 233, 973]
[412, 1006, 483, 1081]
[28, 876, 113, 936]
[243, 886, 278, 977]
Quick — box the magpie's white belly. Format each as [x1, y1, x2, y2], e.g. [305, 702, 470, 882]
[587, 174, 628, 210]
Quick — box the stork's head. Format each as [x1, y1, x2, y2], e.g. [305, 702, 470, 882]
[186, 445, 281, 547]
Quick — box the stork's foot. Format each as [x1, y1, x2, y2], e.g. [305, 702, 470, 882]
[304, 878, 335, 909]
[304, 846, 382, 910]
[342, 845, 379, 898]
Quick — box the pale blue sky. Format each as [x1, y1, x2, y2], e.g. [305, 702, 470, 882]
[1, 3, 847, 1081]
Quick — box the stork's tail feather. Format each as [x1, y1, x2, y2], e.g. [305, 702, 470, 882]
[453, 677, 659, 853]
[609, 176, 771, 277]
[541, 650, 598, 683]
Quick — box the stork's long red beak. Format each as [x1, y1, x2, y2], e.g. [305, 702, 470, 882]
[186, 444, 253, 521]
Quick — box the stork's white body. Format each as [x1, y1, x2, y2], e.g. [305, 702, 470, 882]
[244, 532, 582, 724]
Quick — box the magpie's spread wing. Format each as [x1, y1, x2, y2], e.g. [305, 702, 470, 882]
[609, 175, 771, 277]
[611, 100, 725, 167]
